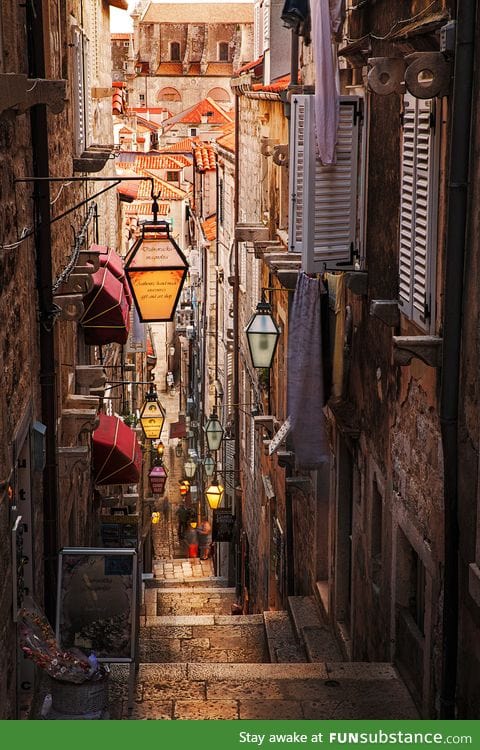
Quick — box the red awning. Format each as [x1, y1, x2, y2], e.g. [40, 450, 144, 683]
[169, 415, 187, 439]
[92, 414, 142, 485]
[93, 244, 133, 307]
[81, 266, 130, 345]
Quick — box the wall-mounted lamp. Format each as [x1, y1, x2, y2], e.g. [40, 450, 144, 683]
[204, 410, 224, 452]
[149, 464, 168, 494]
[140, 384, 166, 440]
[205, 479, 224, 510]
[203, 454, 216, 478]
[245, 291, 280, 369]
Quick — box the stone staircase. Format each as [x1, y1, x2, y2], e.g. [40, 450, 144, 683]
[107, 566, 419, 719]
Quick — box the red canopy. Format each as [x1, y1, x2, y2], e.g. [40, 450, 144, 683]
[95, 244, 133, 307]
[92, 414, 142, 485]
[81, 266, 130, 345]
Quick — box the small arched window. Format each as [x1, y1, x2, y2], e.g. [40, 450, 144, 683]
[170, 42, 181, 61]
[218, 42, 229, 62]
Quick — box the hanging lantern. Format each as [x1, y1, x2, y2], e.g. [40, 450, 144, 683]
[139, 385, 166, 440]
[179, 479, 190, 496]
[125, 222, 189, 322]
[203, 454, 215, 478]
[149, 463, 168, 494]
[205, 481, 224, 510]
[184, 458, 197, 479]
[156, 440, 165, 460]
[245, 293, 280, 369]
[204, 411, 224, 452]
[151, 511, 161, 524]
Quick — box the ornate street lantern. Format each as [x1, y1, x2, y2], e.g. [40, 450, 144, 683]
[149, 464, 168, 494]
[125, 222, 188, 322]
[205, 480, 224, 510]
[139, 385, 166, 440]
[204, 410, 224, 452]
[184, 457, 197, 479]
[203, 454, 215, 478]
[245, 292, 280, 369]
[156, 441, 165, 460]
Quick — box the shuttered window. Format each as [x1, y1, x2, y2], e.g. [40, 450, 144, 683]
[288, 95, 360, 272]
[72, 27, 92, 156]
[399, 94, 439, 331]
[262, 0, 270, 52]
[253, 2, 262, 60]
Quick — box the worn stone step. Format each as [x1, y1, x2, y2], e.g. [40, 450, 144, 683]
[145, 576, 230, 589]
[140, 614, 269, 664]
[108, 661, 419, 720]
[288, 596, 342, 663]
[263, 611, 306, 663]
[155, 586, 237, 616]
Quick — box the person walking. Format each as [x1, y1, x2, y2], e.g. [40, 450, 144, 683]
[184, 522, 199, 558]
[197, 518, 212, 560]
[176, 502, 189, 542]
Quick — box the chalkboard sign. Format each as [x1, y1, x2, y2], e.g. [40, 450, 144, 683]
[56, 548, 137, 663]
[212, 509, 235, 542]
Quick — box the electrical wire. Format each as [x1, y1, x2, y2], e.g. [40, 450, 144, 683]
[344, 0, 441, 44]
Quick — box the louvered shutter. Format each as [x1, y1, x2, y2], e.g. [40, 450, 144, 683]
[288, 95, 360, 272]
[72, 27, 86, 155]
[254, 1, 262, 60]
[83, 34, 93, 147]
[399, 94, 439, 330]
[262, 0, 270, 52]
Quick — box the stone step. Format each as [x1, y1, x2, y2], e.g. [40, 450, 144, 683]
[145, 576, 230, 589]
[263, 611, 306, 663]
[155, 586, 237, 616]
[288, 596, 342, 663]
[108, 661, 419, 720]
[140, 614, 268, 664]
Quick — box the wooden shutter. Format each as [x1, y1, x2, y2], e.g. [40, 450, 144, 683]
[254, 1, 262, 60]
[72, 27, 86, 155]
[399, 94, 439, 330]
[262, 0, 270, 53]
[288, 95, 360, 272]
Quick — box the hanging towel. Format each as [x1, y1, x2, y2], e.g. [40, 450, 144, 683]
[310, 0, 341, 164]
[287, 272, 329, 470]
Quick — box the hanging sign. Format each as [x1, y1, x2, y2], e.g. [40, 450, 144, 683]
[212, 509, 235, 542]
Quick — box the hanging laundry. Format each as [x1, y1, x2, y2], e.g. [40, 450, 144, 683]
[281, 0, 311, 45]
[325, 272, 346, 399]
[287, 272, 329, 470]
[310, 0, 344, 164]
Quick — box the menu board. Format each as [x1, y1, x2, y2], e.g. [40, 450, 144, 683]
[56, 548, 137, 662]
[212, 509, 235, 542]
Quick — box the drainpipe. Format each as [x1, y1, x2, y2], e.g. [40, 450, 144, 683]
[439, 0, 477, 719]
[233, 90, 242, 597]
[26, 0, 59, 624]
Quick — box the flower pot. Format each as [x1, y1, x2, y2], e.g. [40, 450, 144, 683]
[48, 674, 109, 717]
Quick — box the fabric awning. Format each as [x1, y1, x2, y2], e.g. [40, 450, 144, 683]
[81, 266, 130, 345]
[169, 415, 187, 439]
[92, 414, 142, 485]
[94, 244, 133, 307]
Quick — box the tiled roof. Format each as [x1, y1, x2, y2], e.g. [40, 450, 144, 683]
[162, 137, 198, 153]
[194, 144, 216, 172]
[116, 153, 189, 171]
[206, 62, 233, 76]
[112, 91, 124, 115]
[162, 97, 233, 127]
[216, 131, 235, 153]
[202, 215, 217, 241]
[252, 74, 290, 93]
[126, 202, 170, 216]
[137, 171, 189, 201]
[187, 63, 201, 76]
[156, 62, 184, 75]
[111, 33, 130, 40]
[235, 55, 263, 75]
[117, 180, 139, 201]
[143, 3, 253, 24]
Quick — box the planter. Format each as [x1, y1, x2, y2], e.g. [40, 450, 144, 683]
[48, 674, 109, 717]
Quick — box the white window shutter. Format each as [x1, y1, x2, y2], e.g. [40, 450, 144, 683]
[254, 2, 262, 60]
[399, 94, 439, 330]
[288, 95, 360, 272]
[83, 34, 93, 147]
[72, 27, 86, 155]
[262, 0, 270, 53]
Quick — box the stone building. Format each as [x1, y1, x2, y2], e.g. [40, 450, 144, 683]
[128, 0, 253, 113]
[0, 0, 139, 718]
[229, 0, 480, 719]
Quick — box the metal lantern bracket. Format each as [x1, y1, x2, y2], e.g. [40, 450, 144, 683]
[14, 175, 162, 233]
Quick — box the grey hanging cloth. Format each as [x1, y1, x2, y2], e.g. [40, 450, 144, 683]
[281, 0, 311, 45]
[287, 272, 329, 470]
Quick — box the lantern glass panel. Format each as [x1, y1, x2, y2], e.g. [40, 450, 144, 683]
[205, 415, 224, 451]
[205, 483, 224, 510]
[245, 312, 280, 369]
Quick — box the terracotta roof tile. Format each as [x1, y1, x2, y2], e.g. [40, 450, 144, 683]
[126, 202, 170, 216]
[162, 137, 198, 153]
[202, 215, 217, 241]
[156, 62, 183, 75]
[194, 144, 216, 172]
[217, 131, 235, 152]
[252, 74, 290, 93]
[162, 97, 233, 127]
[206, 62, 233, 76]
[235, 55, 264, 76]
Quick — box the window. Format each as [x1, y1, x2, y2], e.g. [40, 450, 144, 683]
[166, 170, 179, 183]
[396, 528, 426, 636]
[123, 41, 129, 48]
[139, 93, 145, 104]
[262, 0, 270, 52]
[398, 94, 439, 331]
[371, 477, 383, 588]
[288, 95, 362, 272]
[218, 42, 229, 61]
[219, 178, 224, 225]
[253, 1, 262, 60]
[170, 42, 181, 61]
[72, 26, 92, 156]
